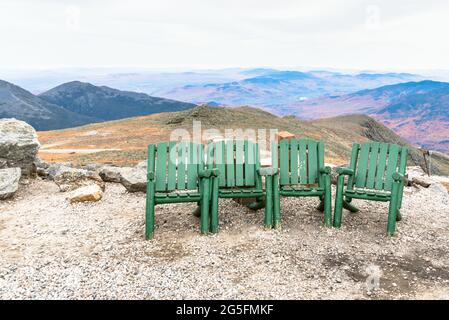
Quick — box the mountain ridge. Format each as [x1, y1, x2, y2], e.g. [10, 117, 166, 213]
[38, 81, 197, 122]
[286, 80, 449, 154]
[0, 80, 96, 131]
[0, 79, 197, 131]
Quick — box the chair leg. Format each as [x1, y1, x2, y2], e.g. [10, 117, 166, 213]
[273, 174, 281, 229]
[247, 197, 265, 210]
[200, 178, 210, 235]
[333, 175, 345, 228]
[192, 204, 201, 217]
[343, 199, 359, 213]
[210, 177, 219, 234]
[323, 174, 332, 227]
[145, 184, 155, 240]
[387, 181, 401, 236]
[316, 198, 325, 212]
[264, 175, 273, 228]
[396, 209, 402, 221]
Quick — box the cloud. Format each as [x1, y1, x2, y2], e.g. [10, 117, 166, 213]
[1, 0, 449, 71]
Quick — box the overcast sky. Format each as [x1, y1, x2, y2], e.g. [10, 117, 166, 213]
[1, 0, 449, 71]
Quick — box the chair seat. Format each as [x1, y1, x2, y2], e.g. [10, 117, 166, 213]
[345, 188, 391, 201]
[218, 188, 264, 198]
[280, 185, 325, 196]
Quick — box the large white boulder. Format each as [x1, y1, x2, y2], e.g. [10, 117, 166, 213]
[0, 167, 21, 200]
[0, 118, 40, 176]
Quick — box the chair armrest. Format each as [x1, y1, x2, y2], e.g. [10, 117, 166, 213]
[392, 172, 405, 183]
[336, 167, 354, 176]
[257, 167, 279, 176]
[147, 171, 155, 181]
[198, 168, 220, 178]
[319, 166, 331, 175]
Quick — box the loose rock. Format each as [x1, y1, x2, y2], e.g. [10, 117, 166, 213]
[67, 184, 103, 203]
[120, 167, 146, 193]
[99, 166, 125, 183]
[53, 165, 105, 192]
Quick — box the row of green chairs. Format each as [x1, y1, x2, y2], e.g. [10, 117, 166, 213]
[145, 139, 407, 239]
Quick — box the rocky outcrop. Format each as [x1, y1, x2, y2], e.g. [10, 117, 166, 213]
[99, 166, 124, 183]
[120, 167, 146, 193]
[0, 167, 21, 199]
[67, 184, 103, 203]
[0, 118, 40, 176]
[52, 165, 105, 192]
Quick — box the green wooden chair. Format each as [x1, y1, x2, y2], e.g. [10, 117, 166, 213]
[270, 138, 332, 228]
[145, 141, 216, 239]
[333, 142, 408, 236]
[206, 140, 276, 233]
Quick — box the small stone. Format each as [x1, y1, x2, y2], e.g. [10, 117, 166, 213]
[67, 184, 103, 203]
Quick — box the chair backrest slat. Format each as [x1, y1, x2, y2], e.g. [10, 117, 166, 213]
[186, 142, 199, 190]
[244, 140, 256, 186]
[155, 142, 168, 191]
[279, 140, 290, 185]
[398, 147, 408, 174]
[235, 140, 244, 186]
[355, 143, 370, 188]
[290, 139, 299, 184]
[307, 140, 318, 184]
[167, 141, 177, 190]
[374, 143, 388, 190]
[384, 144, 400, 191]
[147, 144, 156, 183]
[225, 141, 235, 187]
[317, 141, 325, 187]
[299, 139, 308, 183]
[366, 142, 380, 189]
[177, 142, 187, 190]
[214, 141, 226, 187]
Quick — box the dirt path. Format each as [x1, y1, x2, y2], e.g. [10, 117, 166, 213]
[0, 179, 448, 299]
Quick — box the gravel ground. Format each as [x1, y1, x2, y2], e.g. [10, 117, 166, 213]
[0, 176, 448, 300]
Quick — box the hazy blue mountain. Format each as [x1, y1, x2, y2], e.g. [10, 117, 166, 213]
[156, 70, 424, 107]
[285, 80, 449, 153]
[39, 81, 196, 121]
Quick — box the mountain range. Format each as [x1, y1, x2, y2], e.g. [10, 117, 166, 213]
[0, 80, 196, 131]
[1, 69, 448, 155]
[157, 70, 423, 107]
[283, 80, 449, 153]
[0, 80, 95, 130]
[38, 81, 196, 122]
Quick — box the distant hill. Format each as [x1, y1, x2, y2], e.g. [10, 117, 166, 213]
[39, 81, 196, 121]
[286, 80, 449, 154]
[37, 105, 449, 176]
[0, 80, 95, 130]
[158, 70, 423, 107]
